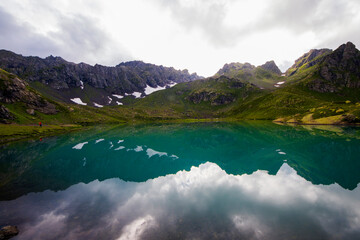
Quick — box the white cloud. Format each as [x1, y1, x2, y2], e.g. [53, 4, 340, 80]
[2, 162, 359, 239]
[0, 0, 359, 76]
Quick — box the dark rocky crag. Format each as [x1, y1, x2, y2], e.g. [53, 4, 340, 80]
[307, 42, 360, 93]
[0, 69, 57, 121]
[0, 50, 202, 101]
[259, 60, 282, 75]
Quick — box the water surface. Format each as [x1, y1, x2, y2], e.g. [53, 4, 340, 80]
[1, 122, 360, 239]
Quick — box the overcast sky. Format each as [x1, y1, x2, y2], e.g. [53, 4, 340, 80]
[1, 0, 359, 77]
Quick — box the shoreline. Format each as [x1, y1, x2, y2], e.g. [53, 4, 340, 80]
[1, 119, 360, 145]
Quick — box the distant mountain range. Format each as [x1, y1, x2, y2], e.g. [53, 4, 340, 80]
[0, 50, 202, 106]
[1, 42, 360, 125]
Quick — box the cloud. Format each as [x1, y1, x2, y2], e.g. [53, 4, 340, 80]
[0, 4, 132, 65]
[0, 6, 60, 57]
[1, 162, 359, 239]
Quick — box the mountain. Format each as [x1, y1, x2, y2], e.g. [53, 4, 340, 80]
[131, 75, 263, 119]
[214, 61, 283, 89]
[0, 50, 202, 106]
[1, 42, 360, 126]
[285, 48, 332, 76]
[232, 42, 360, 124]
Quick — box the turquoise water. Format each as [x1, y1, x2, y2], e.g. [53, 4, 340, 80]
[0, 122, 360, 239]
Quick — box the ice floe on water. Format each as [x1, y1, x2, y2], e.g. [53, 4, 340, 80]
[95, 139, 105, 144]
[70, 98, 87, 105]
[118, 140, 124, 144]
[72, 142, 88, 150]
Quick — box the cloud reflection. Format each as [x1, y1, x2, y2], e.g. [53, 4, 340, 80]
[0, 162, 359, 240]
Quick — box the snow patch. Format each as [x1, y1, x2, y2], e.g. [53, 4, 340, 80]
[72, 142, 88, 150]
[70, 98, 87, 105]
[277, 81, 285, 85]
[107, 96, 113, 104]
[93, 102, 103, 108]
[132, 92, 142, 98]
[116, 101, 123, 106]
[112, 94, 124, 99]
[144, 82, 178, 95]
[144, 85, 167, 95]
[80, 81, 84, 90]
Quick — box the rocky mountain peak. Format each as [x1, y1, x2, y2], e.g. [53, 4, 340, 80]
[286, 48, 332, 76]
[217, 62, 255, 76]
[308, 42, 360, 93]
[259, 60, 282, 75]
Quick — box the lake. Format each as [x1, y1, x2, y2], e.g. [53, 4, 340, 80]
[1, 122, 360, 239]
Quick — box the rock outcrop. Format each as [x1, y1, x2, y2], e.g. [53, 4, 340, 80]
[286, 48, 332, 76]
[259, 60, 282, 75]
[188, 91, 236, 105]
[308, 42, 360, 93]
[0, 225, 18, 240]
[0, 69, 57, 115]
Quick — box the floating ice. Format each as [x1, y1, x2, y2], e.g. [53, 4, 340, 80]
[118, 140, 124, 144]
[278, 152, 286, 155]
[70, 98, 87, 105]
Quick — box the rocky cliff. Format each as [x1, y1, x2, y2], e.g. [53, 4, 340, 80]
[0, 68, 57, 122]
[286, 48, 332, 76]
[0, 50, 202, 98]
[307, 42, 360, 93]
